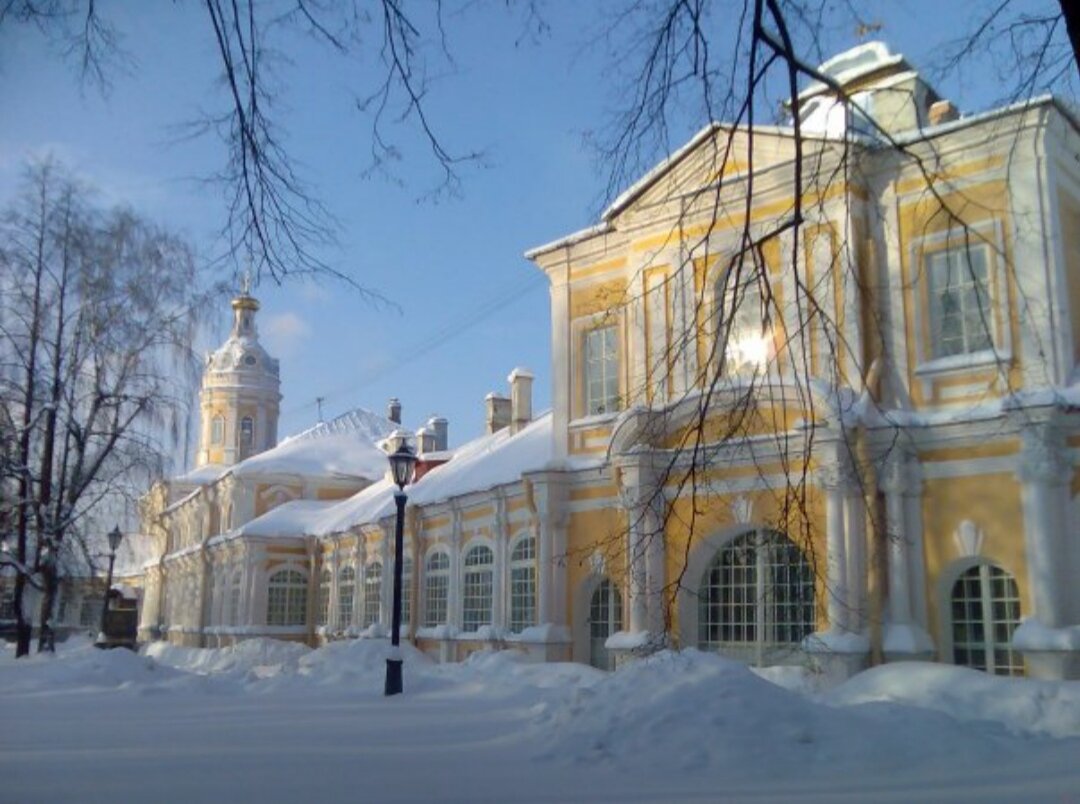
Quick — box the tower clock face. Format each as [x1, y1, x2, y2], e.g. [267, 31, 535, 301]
[243, 354, 257, 367]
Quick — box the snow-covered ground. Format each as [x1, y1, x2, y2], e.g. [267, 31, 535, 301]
[2, 638, 1079, 803]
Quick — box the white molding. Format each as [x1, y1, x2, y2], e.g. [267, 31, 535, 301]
[952, 520, 985, 557]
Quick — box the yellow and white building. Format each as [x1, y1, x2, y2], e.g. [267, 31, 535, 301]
[136, 42, 1080, 679]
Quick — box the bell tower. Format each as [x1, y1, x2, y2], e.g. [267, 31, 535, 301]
[196, 284, 281, 467]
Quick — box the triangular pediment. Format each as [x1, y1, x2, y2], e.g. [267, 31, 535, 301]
[602, 124, 806, 225]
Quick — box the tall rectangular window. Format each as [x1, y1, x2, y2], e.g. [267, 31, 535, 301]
[927, 245, 993, 358]
[211, 415, 225, 445]
[584, 325, 619, 415]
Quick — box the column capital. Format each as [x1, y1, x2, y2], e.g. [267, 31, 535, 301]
[878, 446, 922, 496]
[1016, 423, 1070, 485]
[816, 457, 860, 492]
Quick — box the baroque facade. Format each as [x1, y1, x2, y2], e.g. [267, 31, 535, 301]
[134, 42, 1080, 679]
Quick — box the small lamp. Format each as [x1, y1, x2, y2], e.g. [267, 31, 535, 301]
[107, 526, 124, 555]
[387, 443, 417, 491]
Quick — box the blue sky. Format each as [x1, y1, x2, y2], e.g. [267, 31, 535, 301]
[0, 2, 1062, 457]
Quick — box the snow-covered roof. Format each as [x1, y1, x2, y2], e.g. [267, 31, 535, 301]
[174, 464, 230, 486]
[408, 411, 553, 506]
[312, 412, 554, 536]
[231, 427, 388, 481]
[290, 407, 397, 443]
[232, 405, 396, 480]
[237, 500, 338, 539]
[796, 41, 908, 102]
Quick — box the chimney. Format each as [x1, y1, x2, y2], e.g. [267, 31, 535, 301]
[508, 367, 534, 434]
[485, 393, 511, 435]
[928, 99, 959, 127]
[427, 416, 448, 451]
[416, 426, 436, 455]
[387, 397, 402, 424]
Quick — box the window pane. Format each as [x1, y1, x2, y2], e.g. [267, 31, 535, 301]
[585, 325, 619, 415]
[927, 245, 994, 358]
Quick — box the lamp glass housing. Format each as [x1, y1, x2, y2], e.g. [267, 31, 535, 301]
[107, 526, 123, 554]
[388, 444, 416, 490]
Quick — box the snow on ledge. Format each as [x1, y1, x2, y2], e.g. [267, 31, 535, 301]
[883, 623, 935, 655]
[605, 630, 652, 650]
[505, 624, 571, 644]
[456, 625, 502, 641]
[415, 625, 458, 640]
[801, 629, 871, 654]
[1012, 618, 1080, 651]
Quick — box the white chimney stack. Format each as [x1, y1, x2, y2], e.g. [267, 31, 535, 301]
[508, 367, 534, 434]
[485, 393, 511, 435]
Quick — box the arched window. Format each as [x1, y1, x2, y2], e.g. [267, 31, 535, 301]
[424, 551, 450, 627]
[211, 415, 225, 445]
[400, 556, 413, 627]
[229, 570, 242, 626]
[316, 568, 332, 627]
[266, 569, 307, 626]
[698, 529, 814, 651]
[509, 536, 536, 633]
[363, 562, 382, 628]
[239, 416, 254, 449]
[950, 563, 1022, 676]
[589, 579, 622, 670]
[462, 545, 494, 632]
[337, 566, 355, 629]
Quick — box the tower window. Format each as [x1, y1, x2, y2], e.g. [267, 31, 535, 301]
[239, 417, 254, 448]
[211, 415, 225, 446]
[243, 354, 257, 367]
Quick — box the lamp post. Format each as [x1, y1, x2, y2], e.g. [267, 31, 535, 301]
[385, 442, 417, 696]
[97, 526, 123, 644]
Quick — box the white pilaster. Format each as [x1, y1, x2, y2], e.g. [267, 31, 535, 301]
[1016, 422, 1070, 627]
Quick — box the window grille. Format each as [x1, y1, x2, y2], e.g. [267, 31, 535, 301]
[363, 562, 382, 628]
[698, 529, 814, 651]
[462, 545, 494, 632]
[588, 579, 622, 670]
[951, 563, 1023, 676]
[509, 537, 536, 633]
[267, 569, 307, 626]
[584, 325, 619, 415]
[316, 569, 332, 626]
[337, 566, 355, 629]
[424, 552, 450, 627]
[927, 245, 993, 358]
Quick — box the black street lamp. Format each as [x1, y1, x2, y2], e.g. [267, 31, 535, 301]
[385, 441, 417, 696]
[97, 526, 123, 644]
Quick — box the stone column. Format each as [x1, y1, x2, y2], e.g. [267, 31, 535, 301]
[492, 492, 507, 633]
[844, 490, 867, 632]
[821, 464, 849, 633]
[811, 445, 870, 679]
[380, 522, 393, 629]
[528, 473, 569, 628]
[1016, 423, 1070, 628]
[614, 456, 664, 642]
[878, 446, 933, 659]
[353, 534, 366, 628]
[448, 506, 463, 630]
[327, 542, 340, 630]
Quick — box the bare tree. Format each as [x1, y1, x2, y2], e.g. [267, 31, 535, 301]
[0, 160, 217, 655]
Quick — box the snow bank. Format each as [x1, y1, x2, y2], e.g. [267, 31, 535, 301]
[0, 637, 187, 693]
[145, 637, 311, 678]
[826, 661, 1080, 738]
[531, 650, 1045, 777]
